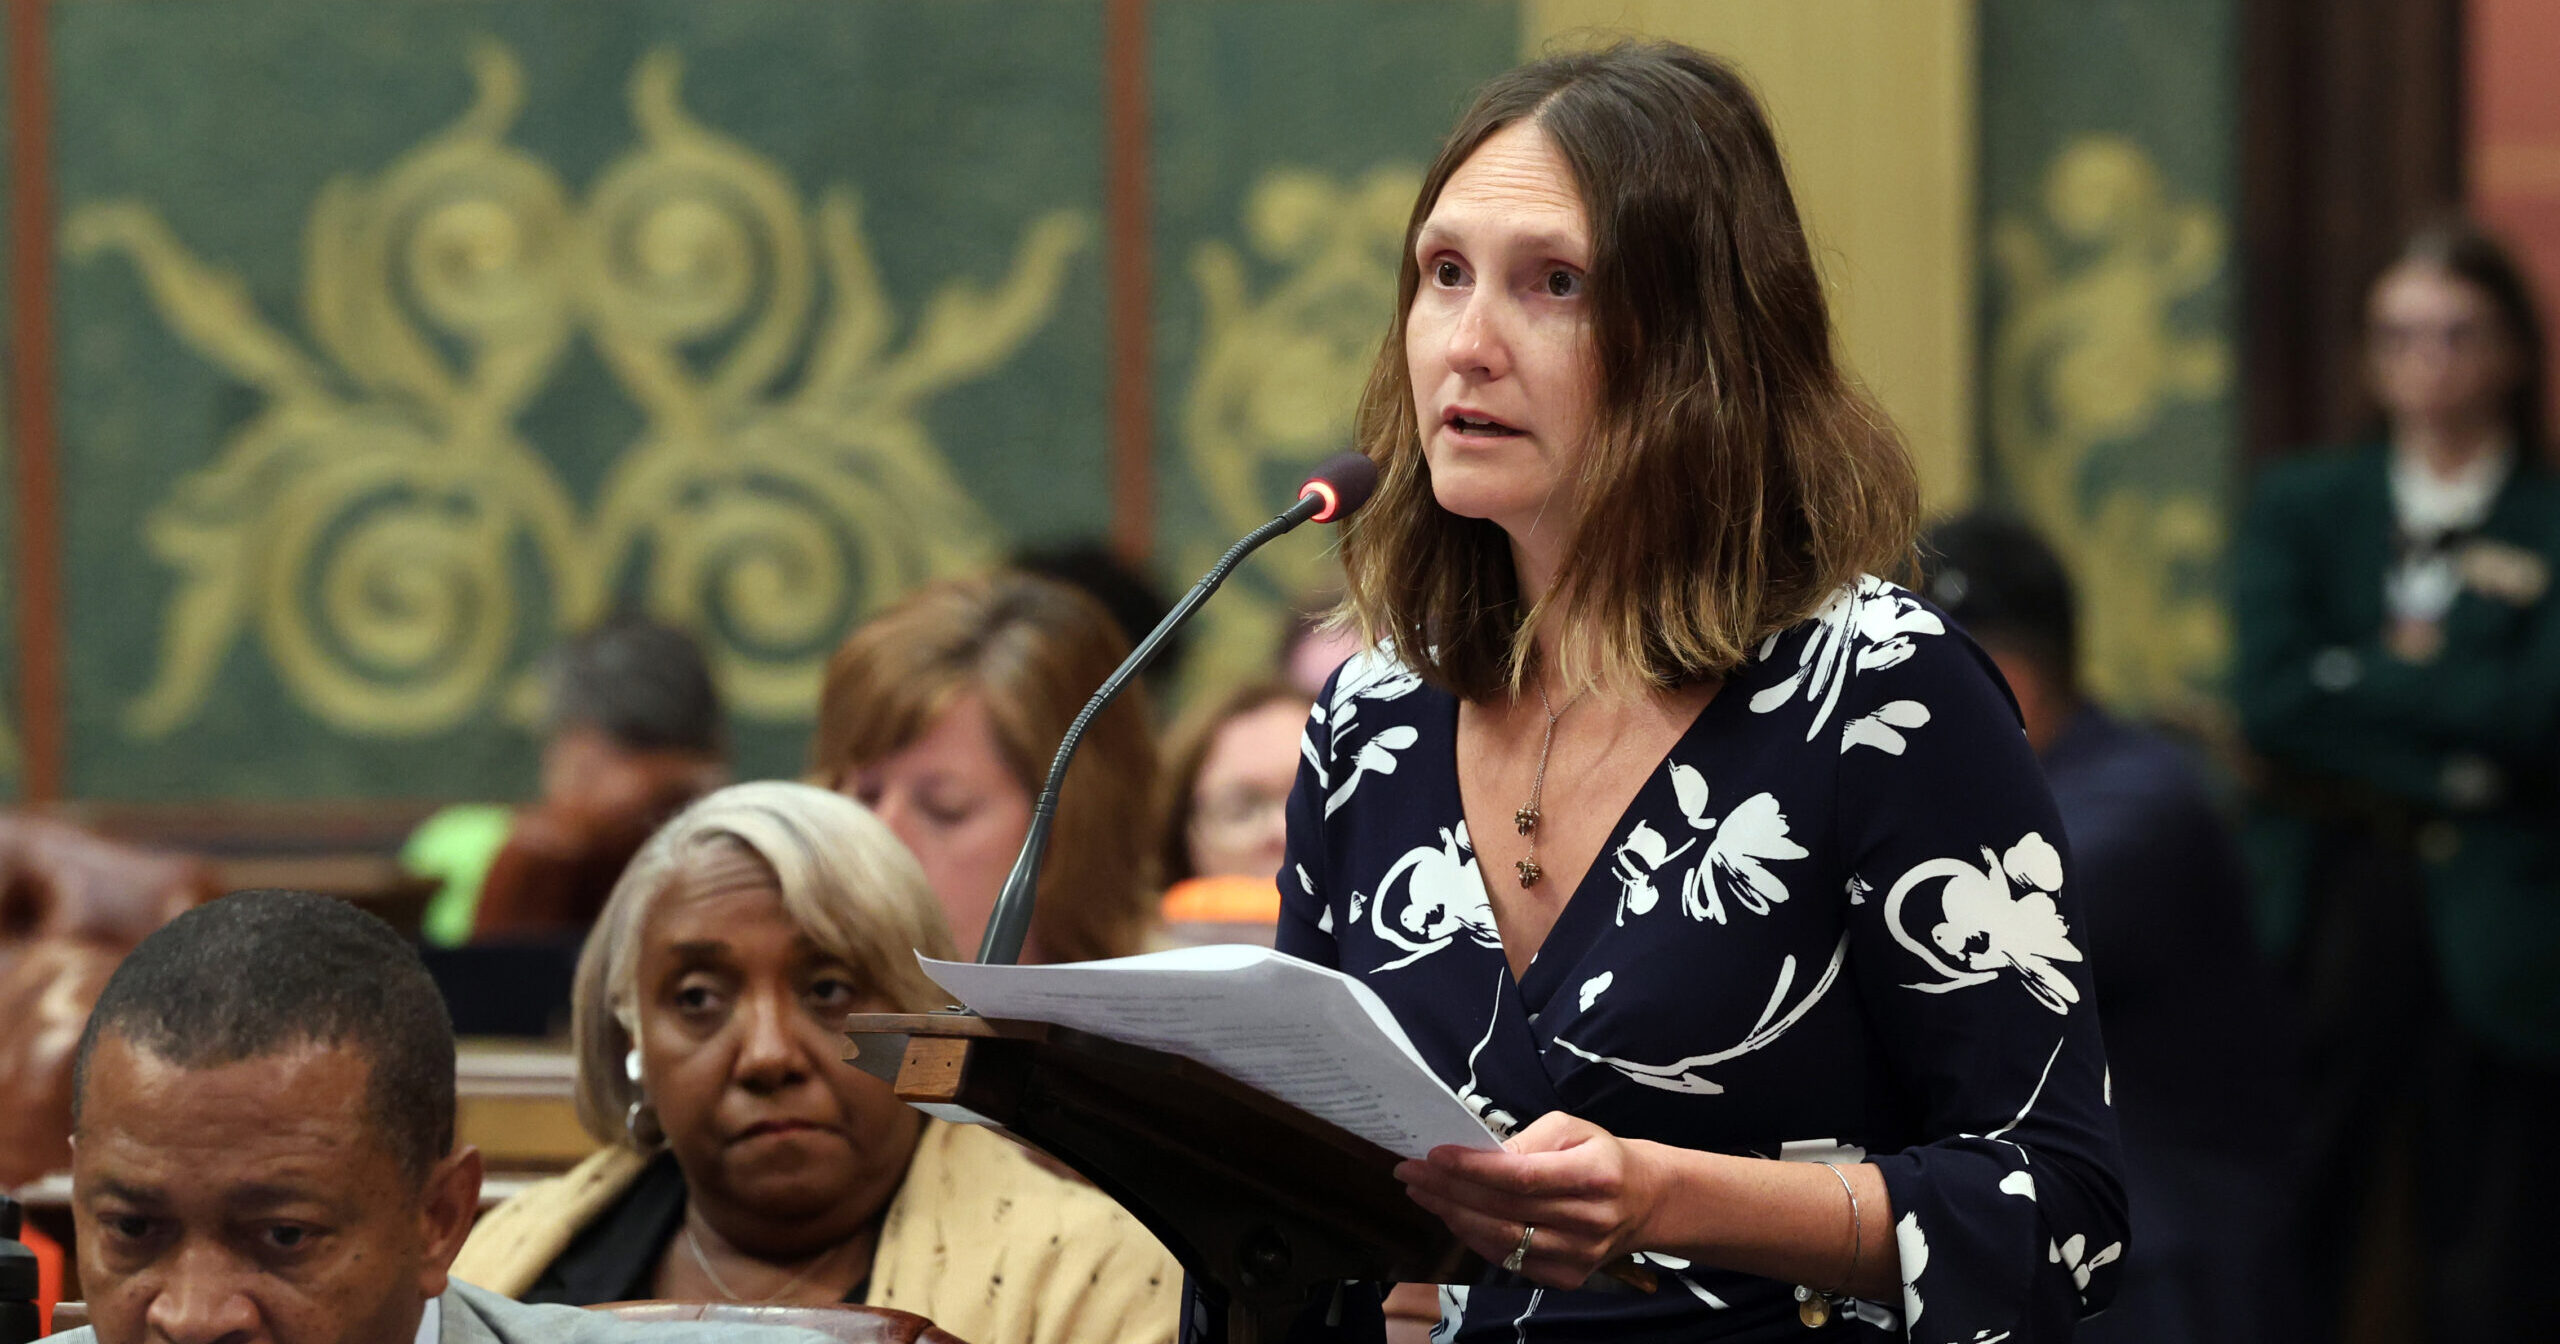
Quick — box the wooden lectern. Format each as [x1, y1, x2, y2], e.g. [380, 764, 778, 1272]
[843, 1010, 1482, 1344]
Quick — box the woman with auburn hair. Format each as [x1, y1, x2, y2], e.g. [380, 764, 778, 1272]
[450, 782, 1179, 1344]
[1265, 41, 2124, 1342]
[813, 570, 1158, 964]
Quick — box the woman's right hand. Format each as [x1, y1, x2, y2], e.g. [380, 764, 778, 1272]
[1395, 1111, 1668, 1290]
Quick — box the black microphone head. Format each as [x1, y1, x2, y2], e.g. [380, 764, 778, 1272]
[1298, 451, 1380, 524]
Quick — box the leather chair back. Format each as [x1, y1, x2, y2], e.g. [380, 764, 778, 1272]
[0, 815, 221, 1186]
[0, 816, 217, 948]
[589, 1301, 971, 1344]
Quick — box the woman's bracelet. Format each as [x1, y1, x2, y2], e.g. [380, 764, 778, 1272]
[1818, 1159, 1863, 1293]
[1792, 1160, 1864, 1328]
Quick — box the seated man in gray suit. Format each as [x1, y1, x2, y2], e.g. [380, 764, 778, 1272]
[57, 888, 838, 1344]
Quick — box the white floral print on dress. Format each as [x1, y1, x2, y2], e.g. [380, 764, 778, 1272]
[1841, 699, 1932, 755]
[1326, 723, 1419, 817]
[1369, 823, 1501, 970]
[1551, 934, 1846, 1094]
[1881, 832, 2086, 1013]
[2049, 1234, 2122, 1298]
[1897, 1211, 1930, 1330]
[1456, 970, 1519, 1136]
[1750, 576, 1947, 740]
[1305, 646, 1424, 792]
[1609, 762, 1808, 925]
[1628, 1253, 1730, 1309]
[1577, 971, 1613, 1013]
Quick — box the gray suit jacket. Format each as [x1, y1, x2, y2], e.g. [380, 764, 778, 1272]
[53, 1281, 845, 1344]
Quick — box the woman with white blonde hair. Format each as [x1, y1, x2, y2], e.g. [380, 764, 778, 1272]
[453, 781, 1179, 1344]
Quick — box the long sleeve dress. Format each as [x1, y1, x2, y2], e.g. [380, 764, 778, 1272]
[1280, 577, 2127, 1342]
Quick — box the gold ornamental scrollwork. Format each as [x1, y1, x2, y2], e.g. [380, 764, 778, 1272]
[69, 40, 1086, 737]
[1177, 165, 1417, 702]
[1989, 134, 2232, 711]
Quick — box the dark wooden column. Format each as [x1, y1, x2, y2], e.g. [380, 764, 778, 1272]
[2239, 0, 2466, 462]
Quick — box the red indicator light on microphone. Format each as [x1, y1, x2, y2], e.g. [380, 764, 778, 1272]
[1297, 452, 1377, 524]
[1298, 479, 1344, 522]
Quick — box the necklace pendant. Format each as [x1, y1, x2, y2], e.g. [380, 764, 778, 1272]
[1514, 805, 1540, 835]
[1795, 1286, 1834, 1329]
[1516, 857, 1542, 887]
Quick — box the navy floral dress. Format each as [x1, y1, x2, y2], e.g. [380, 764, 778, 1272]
[1281, 578, 2127, 1342]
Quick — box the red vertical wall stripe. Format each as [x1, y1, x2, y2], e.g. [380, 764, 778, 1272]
[2470, 0, 2560, 438]
[1104, 0, 1153, 567]
[8, 0, 62, 802]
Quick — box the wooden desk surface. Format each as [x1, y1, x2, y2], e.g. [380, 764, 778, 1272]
[456, 1039, 597, 1171]
[457, 1038, 580, 1096]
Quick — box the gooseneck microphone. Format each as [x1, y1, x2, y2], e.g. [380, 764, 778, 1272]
[975, 451, 1380, 966]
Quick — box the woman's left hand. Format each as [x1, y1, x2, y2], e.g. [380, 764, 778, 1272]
[1395, 1111, 1665, 1291]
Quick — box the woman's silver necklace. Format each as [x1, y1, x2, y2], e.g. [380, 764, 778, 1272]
[684, 1214, 837, 1304]
[1513, 685, 1584, 888]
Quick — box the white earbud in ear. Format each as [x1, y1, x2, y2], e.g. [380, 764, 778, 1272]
[625, 1048, 643, 1084]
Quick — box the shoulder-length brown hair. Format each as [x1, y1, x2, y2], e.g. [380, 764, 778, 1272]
[812, 571, 1158, 963]
[1340, 41, 1918, 700]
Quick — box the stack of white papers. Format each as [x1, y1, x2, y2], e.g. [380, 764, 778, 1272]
[921, 944, 1501, 1161]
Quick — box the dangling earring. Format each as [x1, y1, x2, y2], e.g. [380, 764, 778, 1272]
[623, 1048, 660, 1148]
[625, 1094, 662, 1149]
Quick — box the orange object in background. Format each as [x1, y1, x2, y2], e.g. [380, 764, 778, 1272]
[1160, 873, 1281, 924]
[25, 1218, 63, 1336]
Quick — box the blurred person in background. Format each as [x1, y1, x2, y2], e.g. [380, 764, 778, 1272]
[1279, 600, 1365, 697]
[1923, 511, 2297, 1344]
[2233, 218, 2560, 1343]
[409, 616, 727, 945]
[1014, 539, 1185, 700]
[1155, 682, 1312, 941]
[814, 572, 1159, 963]
[451, 782, 1180, 1344]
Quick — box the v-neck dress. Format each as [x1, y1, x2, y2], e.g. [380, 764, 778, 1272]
[1281, 578, 2126, 1342]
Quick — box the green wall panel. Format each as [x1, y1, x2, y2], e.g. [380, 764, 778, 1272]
[1978, 0, 2239, 714]
[1149, 0, 1517, 702]
[53, 0, 1107, 798]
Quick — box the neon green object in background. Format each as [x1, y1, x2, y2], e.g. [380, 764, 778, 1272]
[404, 804, 515, 947]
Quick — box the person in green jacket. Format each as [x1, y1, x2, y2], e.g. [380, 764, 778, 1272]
[2234, 219, 2560, 1344]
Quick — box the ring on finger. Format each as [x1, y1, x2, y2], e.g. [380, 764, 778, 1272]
[1502, 1223, 1536, 1273]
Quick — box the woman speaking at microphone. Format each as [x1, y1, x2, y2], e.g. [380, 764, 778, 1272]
[1275, 42, 2125, 1341]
